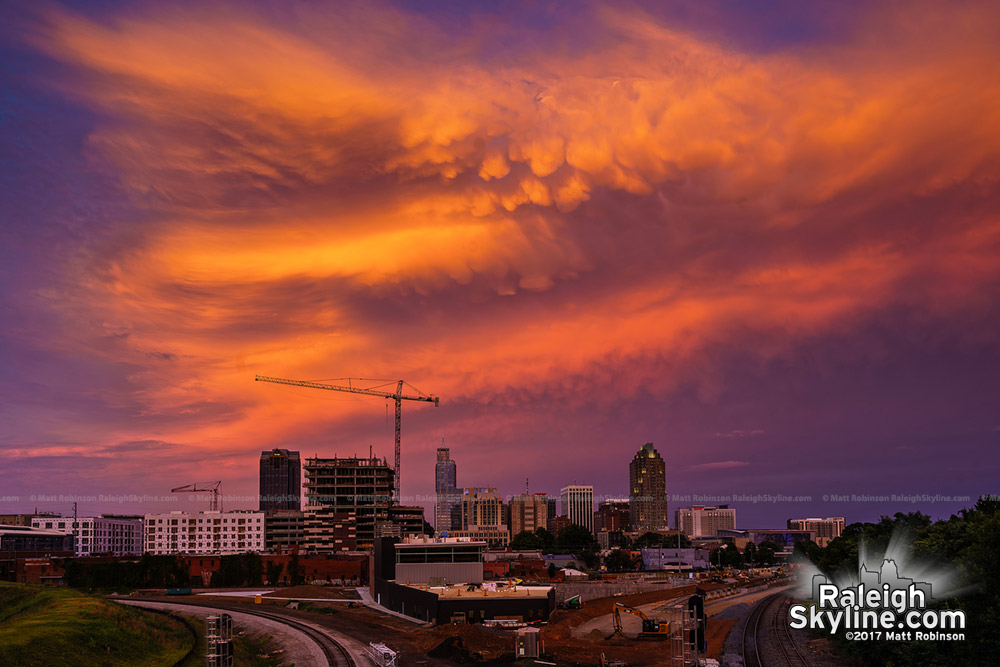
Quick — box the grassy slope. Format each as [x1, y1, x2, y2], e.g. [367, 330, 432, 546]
[0, 583, 194, 667]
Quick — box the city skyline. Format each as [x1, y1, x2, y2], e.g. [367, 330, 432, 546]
[2, 1, 999, 529]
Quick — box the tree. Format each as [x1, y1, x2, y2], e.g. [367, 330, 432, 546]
[288, 552, 303, 586]
[634, 532, 665, 549]
[719, 544, 743, 568]
[743, 541, 757, 566]
[605, 549, 633, 572]
[791, 539, 821, 564]
[756, 541, 779, 566]
[245, 553, 263, 587]
[556, 524, 596, 553]
[422, 521, 434, 537]
[535, 527, 555, 551]
[510, 530, 543, 550]
[580, 548, 600, 570]
[266, 560, 285, 586]
[547, 563, 557, 579]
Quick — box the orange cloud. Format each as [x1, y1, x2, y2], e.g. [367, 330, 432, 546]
[15, 0, 1000, 491]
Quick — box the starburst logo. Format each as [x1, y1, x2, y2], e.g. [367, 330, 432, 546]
[790, 530, 967, 641]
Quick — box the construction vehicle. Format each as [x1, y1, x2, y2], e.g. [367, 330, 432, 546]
[599, 653, 628, 667]
[255, 375, 438, 503]
[610, 603, 670, 640]
[560, 595, 583, 609]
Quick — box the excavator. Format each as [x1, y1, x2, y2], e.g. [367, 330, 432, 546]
[609, 603, 671, 640]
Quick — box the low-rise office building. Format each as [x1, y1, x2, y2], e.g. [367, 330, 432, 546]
[372, 537, 554, 625]
[641, 547, 711, 571]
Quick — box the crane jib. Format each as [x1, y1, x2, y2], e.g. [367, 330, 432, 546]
[254, 374, 439, 504]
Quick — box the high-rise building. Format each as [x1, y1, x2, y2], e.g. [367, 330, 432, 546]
[259, 449, 301, 511]
[560, 485, 594, 533]
[629, 442, 667, 533]
[303, 455, 393, 550]
[434, 443, 460, 533]
[787, 517, 845, 547]
[32, 515, 143, 557]
[676, 505, 736, 538]
[544, 496, 557, 524]
[143, 511, 264, 555]
[509, 494, 548, 536]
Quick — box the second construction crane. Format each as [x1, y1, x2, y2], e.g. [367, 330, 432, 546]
[171, 481, 222, 511]
[254, 375, 439, 503]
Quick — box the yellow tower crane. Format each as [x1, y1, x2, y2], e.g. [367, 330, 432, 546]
[254, 375, 439, 503]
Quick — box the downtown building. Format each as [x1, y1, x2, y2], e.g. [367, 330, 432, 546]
[376, 506, 427, 540]
[509, 493, 548, 536]
[787, 517, 845, 547]
[303, 455, 394, 550]
[448, 488, 509, 547]
[629, 442, 668, 533]
[594, 499, 630, 532]
[259, 448, 301, 511]
[434, 443, 461, 533]
[560, 485, 594, 533]
[31, 515, 143, 558]
[143, 511, 265, 555]
[264, 510, 305, 552]
[676, 505, 736, 538]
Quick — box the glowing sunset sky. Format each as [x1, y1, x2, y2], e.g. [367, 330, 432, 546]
[1, 0, 998, 526]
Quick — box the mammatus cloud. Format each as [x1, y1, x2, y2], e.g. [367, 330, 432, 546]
[1, 1, 998, 512]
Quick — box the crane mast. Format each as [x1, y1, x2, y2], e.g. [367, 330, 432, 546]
[254, 375, 439, 504]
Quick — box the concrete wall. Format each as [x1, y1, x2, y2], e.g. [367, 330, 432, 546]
[552, 579, 683, 604]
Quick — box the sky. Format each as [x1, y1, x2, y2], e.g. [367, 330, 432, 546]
[1, 0, 998, 529]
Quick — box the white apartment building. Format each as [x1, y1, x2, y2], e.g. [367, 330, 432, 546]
[144, 511, 265, 555]
[560, 485, 595, 533]
[31, 515, 143, 557]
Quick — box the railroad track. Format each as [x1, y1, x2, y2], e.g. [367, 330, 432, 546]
[124, 598, 355, 667]
[771, 597, 809, 667]
[239, 605, 355, 667]
[741, 593, 808, 667]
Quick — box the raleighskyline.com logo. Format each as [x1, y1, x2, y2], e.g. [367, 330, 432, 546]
[792, 555, 967, 642]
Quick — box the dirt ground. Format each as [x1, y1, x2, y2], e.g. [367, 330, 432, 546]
[261, 584, 358, 599]
[147, 582, 763, 666]
[705, 618, 736, 659]
[540, 585, 698, 666]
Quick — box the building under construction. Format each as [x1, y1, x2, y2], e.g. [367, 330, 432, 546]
[304, 456, 394, 550]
